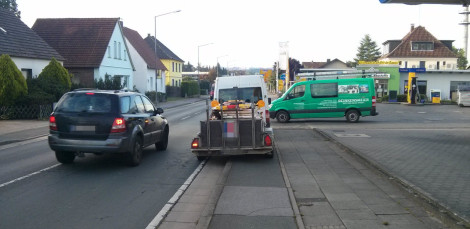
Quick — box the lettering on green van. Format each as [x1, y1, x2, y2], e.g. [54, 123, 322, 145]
[269, 78, 379, 123]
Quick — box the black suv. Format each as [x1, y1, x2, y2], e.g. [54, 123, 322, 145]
[48, 89, 169, 166]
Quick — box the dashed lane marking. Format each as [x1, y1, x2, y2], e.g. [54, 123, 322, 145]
[0, 163, 60, 188]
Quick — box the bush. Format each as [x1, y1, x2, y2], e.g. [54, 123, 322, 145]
[37, 58, 71, 101]
[145, 91, 157, 103]
[0, 54, 28, 106]
[157, 92, 166, 102]
[94, 73, 122, 90]
[15, 78, 55, 105]
[397, 94, 407, 102]
[381, 95, 389, 102]
[181, 80, 199, 97]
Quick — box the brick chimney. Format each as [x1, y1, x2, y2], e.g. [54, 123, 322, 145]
[411, 23, 415, 32]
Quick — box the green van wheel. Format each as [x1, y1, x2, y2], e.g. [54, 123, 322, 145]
[346, 110, 360, 123]
[276, 110, 290, 123]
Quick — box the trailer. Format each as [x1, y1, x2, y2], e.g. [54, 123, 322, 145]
[190, 99, 274, 160]
[457, 86, 470, 107]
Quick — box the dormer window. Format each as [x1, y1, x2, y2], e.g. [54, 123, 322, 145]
[411, 42, 434, 51]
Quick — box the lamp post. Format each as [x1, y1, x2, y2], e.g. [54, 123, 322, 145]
[154, 10, 181, 101]
[217, 55, 228, 78]
[197, 43, 213, 85]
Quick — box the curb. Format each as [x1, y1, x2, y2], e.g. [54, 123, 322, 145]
[274, 142, 306, 229]
[314, 128, 470, 229]
[0, 134, 48, 146]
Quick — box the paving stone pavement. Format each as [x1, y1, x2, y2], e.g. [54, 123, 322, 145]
[319, 128, 470, 223]
[276, 128, 447, 229]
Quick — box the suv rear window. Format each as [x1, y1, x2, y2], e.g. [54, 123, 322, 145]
[56, 93, 115, 113]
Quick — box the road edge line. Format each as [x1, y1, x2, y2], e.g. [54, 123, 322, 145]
[145, 159, 207, 229]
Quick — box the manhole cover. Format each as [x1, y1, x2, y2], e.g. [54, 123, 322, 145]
[334, 133, 370, 138]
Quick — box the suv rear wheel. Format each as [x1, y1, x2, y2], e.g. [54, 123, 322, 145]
[55, 151, 75, 164]
[155, 127, 169, 151]
[127, 136, 143, 166]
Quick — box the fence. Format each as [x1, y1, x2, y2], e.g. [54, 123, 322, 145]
[0, 104, 53, 120]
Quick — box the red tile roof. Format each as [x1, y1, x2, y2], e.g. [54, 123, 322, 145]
[382, 26, 456, 59]
[123, 27, 167, 71]
[32, 18, 119, 68]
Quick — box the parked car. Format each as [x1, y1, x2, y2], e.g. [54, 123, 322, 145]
[48, 89, 169, 166]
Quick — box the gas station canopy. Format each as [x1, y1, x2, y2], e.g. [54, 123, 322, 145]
[379, 0, 470, 5]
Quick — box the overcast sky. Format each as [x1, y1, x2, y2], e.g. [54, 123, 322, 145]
[17, 0, 464, 69]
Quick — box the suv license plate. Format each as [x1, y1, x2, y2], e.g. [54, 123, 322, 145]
[72, 125, 96, 131]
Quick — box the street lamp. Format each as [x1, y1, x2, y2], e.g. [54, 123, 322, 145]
[217, 55, 228, 78]
[197, 42, 213, 84]
[154, 10, 181, 101]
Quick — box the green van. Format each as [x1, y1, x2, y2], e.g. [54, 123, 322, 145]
[269, 78, 378, 123]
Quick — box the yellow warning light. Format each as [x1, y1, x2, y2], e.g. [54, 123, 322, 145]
[211, 100, 220, 107]
[257, 100, 265, 108]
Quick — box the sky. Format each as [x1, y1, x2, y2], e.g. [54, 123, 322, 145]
[16, 0, 465, 69]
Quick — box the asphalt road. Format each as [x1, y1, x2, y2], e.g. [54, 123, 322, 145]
[0, 100, 208, 229]
[271, 103, 470, 223]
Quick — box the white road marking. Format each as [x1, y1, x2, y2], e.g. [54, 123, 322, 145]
[181, 116, 191, 120]
[0, 163, 60, 188]
[334, 133, 370, 138]
[146, 159, 207, 229]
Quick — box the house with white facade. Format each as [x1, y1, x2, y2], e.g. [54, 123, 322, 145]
[32, 18, 134, 88]
[123, 27, 167, 94]
[379, 25, 458, 70]
[0, 9, 64, 79]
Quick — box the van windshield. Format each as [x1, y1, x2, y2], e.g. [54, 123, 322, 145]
[218, 87, 262, 103]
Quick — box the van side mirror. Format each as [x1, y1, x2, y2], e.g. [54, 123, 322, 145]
[268, 98, 272, 104]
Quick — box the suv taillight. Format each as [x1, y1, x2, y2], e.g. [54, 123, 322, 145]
[49, 116, 58, 131]
[111, 118, 126, 133]
[191, 138, 199, 149]
[372, 96, 377, 107]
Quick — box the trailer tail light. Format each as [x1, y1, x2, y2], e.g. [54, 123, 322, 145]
[264, 135, 272, 146]
[265, 110, 270, 127]
[111, 118, 126, 133]
[49, 115, 58, 131]
[191, 138, 199, 149]
[372, 96, 377, 107]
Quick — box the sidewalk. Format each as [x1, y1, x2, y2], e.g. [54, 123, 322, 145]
[0, 95, 209, 146]
[159, 128, 451, 229]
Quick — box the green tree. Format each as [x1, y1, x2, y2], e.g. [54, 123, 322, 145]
[0, 54, 27, 106]
[0, 0, 20, 18]
[354, 34, 381, 63]
[453, 47, 468, 70]
[288, 58, 302, 82]
[37, 58, 71, 101]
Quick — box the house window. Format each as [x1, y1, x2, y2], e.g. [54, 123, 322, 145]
[411, 42, 434, 51]
[443, 61, 446, 66]
[437, 61, 440, 70]
[114, 41, 117, 59]
[405, 61, 408, 68]
[124, 50, 127, 61]
[399, 61, 402, 66]
[150, 77, 154, 91]
[21, 68, 32, 79]
[419, 61, 425, 68]
[172, 62, 174, 72]
[172, 79, 174, 86]
[108, 46, 111, 58]
[118, 42, 122, 59]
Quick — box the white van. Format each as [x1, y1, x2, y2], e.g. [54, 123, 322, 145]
[213, 75, 271, 128]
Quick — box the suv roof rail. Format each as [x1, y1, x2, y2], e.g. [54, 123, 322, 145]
[73, 88, 98, 91]
[114, 88, 130, 93]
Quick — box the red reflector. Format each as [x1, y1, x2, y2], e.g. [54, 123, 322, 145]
[372, 96, 377, 107]
[191, 138, 199, 149]
[264, 135, 272, 146]
[49, 116, 58, 131]
[86, 93, 94, 95]
[111, 118, 126, 133]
